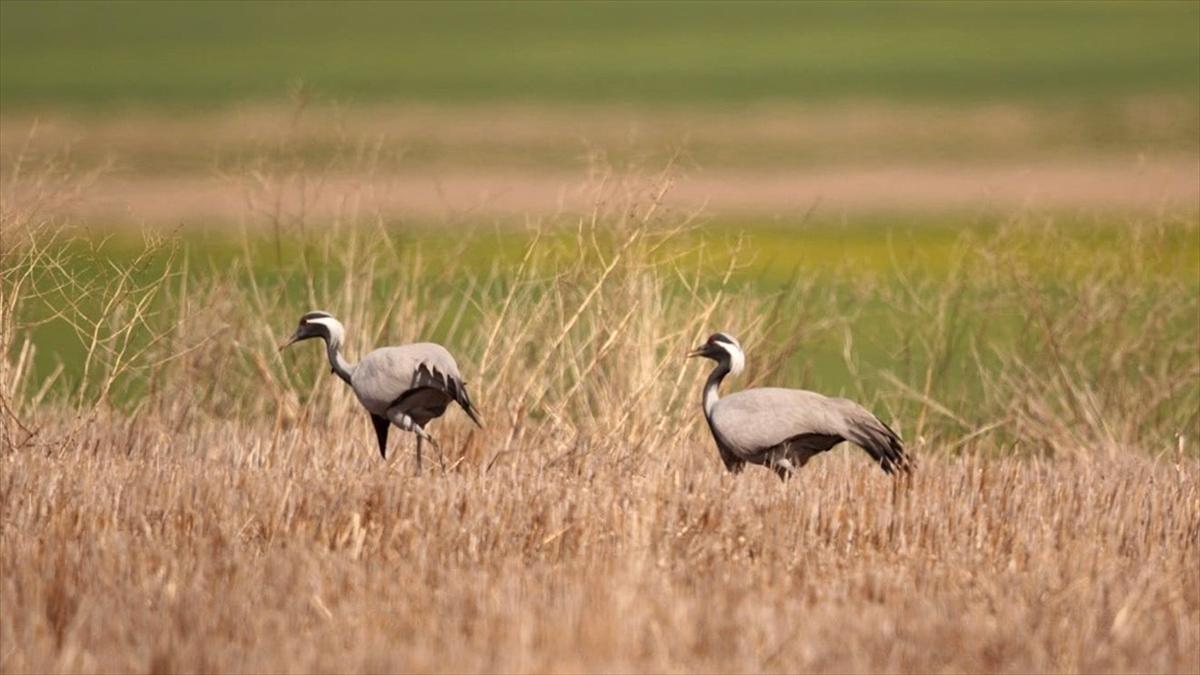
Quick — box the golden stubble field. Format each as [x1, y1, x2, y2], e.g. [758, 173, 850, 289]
[1, 419, 1197, 674]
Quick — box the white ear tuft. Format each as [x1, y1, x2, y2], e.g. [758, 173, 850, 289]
[714, 341, 745, 376]
[308, 316, 345, 346]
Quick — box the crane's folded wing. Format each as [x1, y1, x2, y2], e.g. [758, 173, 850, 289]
[710, 387, 907, 473]
[350, 343, 464, 415]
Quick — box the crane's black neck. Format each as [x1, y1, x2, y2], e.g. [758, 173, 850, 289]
[703, 360, 731, 420]
[323, 338, 355, 385]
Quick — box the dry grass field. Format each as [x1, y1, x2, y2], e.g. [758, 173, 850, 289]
[2, 163, 1198, 673]
[1, 425, 1196, 674]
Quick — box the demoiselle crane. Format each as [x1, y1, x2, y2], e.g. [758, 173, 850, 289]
[688, 332, 911, 480]
[280, 311, 482, 472]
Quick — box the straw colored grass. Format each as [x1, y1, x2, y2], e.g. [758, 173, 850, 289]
[1, 424, 1196, 674]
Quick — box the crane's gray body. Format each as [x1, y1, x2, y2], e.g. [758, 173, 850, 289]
[689, 332, 909, 479]
[707, 386, 906, 477]
[352, 343, 470, 427]
[281, 311, 481, 469]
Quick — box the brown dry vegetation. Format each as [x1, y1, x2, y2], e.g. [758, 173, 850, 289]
[3, 100, 1198, 224]
[6, 159, 1198, 227]
[1, 429, 1196, 674]
[5, 99, 1197, 172]
[2, 158, 1199, 674]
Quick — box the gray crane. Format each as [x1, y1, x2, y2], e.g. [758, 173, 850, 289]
[280, 310, 482, 472]
[688, 332, 910, 480]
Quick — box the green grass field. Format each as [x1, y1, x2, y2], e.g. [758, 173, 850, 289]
[2, 1, 1197, 109]
[12, 214, 1198, 442]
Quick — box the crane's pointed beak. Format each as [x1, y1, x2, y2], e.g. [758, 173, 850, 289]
[278, 331, 300, 351]
[686, 346, 705, 359]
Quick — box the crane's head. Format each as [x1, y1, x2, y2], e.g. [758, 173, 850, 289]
[687, 332, 745, 376]
[280, 310, 345, 351]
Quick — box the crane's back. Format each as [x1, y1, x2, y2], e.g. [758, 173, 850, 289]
[351, 343, 461, 415]
[710, 387, 861, 456]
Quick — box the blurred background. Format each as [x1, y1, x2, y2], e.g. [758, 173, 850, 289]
[2, 0, 1198, 401]
[3, 0, 1197, 225]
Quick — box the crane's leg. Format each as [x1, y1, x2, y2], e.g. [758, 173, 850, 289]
[414, 424, 446, 473]
[387, 408, 435, 476]
[433, 435, 447, 473]
[771, 457, 796, 482]
[413, 434, 445, 475]
[415, 436, 423, 476]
